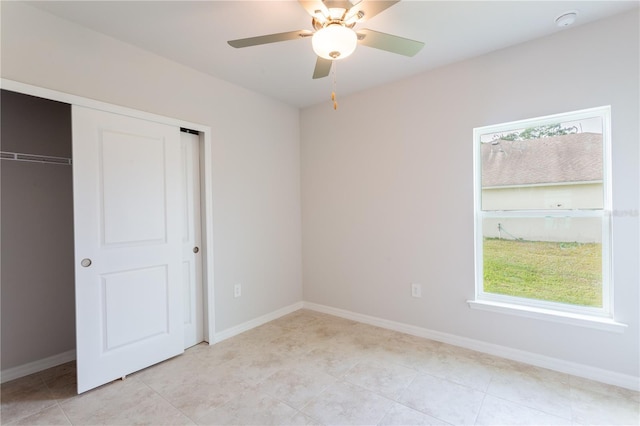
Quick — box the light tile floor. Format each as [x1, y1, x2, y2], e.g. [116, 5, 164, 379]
[2, 310, 639, 425]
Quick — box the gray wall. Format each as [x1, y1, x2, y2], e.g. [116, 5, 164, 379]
[1, 2, 302, 338]
[1, 90, 76, 369]
[301, 10, 639, 378]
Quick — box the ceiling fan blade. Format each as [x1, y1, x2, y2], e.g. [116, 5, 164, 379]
[298, 0, 330, 19]
[324, 1, 356, 11]
[346, 0, 399, 22]
[228, 30, 313, 48]
[357, 29, 424, 57]
[312, 56, 332, 79]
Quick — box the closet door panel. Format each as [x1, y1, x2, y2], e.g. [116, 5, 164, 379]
[72, 106, 183, 393]
[100, 131, 167, 245]
[180, 131, 203, 348]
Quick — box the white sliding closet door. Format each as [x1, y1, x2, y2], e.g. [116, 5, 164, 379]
[180, 130, 203, 349]
[72, 106, 183, 393]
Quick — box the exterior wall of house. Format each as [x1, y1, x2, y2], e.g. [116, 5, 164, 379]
[1, 2, 303, 368]
[301, 9, 639, 380]
[482, 183, 603, 243]
[482, 183, 603, 210]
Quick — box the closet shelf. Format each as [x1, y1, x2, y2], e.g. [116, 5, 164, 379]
[1, 151, 72, 165]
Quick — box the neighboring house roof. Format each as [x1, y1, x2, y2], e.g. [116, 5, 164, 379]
[481, 132, 603, 187]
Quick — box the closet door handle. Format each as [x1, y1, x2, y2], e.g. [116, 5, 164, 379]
[193, 247, 199, 254]
[81, 258, 92, 267]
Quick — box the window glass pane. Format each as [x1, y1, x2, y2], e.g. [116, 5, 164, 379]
[482, 216, 602, 308]
[480, 117, 603, 210]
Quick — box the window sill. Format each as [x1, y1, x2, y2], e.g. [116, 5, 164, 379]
[467, 299, 627, 333]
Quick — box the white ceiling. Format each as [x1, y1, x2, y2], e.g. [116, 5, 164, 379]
[29, 1, 638, 108]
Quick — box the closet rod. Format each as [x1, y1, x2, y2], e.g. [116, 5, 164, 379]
[0, 151, 72, 166]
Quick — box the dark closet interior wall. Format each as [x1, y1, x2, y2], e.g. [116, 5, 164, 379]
[1, 89, 75, 371]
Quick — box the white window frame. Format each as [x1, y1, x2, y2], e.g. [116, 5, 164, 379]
[470, 106, 622, 329]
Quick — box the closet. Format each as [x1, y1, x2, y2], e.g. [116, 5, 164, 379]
[0, 89, 76, 373]
[1, 86, 211, 392]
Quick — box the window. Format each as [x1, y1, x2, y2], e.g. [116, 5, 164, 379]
[473, 107, 612, 320]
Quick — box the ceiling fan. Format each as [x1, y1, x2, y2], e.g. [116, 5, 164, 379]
[227, 0, 425, 80]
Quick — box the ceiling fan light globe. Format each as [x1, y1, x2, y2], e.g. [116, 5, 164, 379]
[312, 24, 357, 60]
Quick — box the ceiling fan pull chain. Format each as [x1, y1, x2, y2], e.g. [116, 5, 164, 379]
[332, 62, 338, 110]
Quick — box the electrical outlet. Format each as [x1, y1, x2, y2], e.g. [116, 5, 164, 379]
[234, 284, 241, 298]
[411, 283, 422, 298]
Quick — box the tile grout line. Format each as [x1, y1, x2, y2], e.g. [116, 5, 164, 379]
[57, 401, 75, 426]
[136, 378, 188, 422]
[472, 391, 489, 425]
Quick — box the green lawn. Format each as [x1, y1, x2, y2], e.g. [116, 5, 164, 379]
[483, 238, 602, 307]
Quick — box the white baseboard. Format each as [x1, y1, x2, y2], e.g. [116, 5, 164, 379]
[4, 302, 636, 392]
[1, 349, 76, 384]
[0, 302, 305, 384]
[303, 302, 640, 392]
[212, 301, 304, 343]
